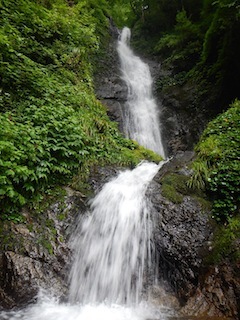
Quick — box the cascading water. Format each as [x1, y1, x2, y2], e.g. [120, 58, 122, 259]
[0, 28, 170, 320]
[68, 161, 163, 306]
[0, 162, 169, 320]
[117, 27, 165, 159]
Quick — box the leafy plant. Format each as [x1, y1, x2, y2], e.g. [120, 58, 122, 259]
[189, 100, 240, 222]
[0, 0, 162, 219]
[209, 216, 240, 263]
[154, 10, 201, 71]
[187, 160, 209, 190]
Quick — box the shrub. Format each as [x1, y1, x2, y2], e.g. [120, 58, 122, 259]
[189, 100, 240, 222]
[210, 216, 240, 263]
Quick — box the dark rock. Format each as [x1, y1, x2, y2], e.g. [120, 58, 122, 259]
[154, 151, 195, 180]
[154, 70, 209, 156]
[147, 155, 212, 304]
[147, 155, 240, 319]
[148, 186, 211, 303]
[181, 261, 240, 319]
[0, 165, 121, 309]
[108, 17, 120, 40]
[101, 99, 125, 132]
[0, 187, 88, 309]
[88, 165, 124, 194]
[94, 23, 127, 132]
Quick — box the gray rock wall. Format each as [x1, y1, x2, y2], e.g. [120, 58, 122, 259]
[146, 154, 240, 319]
[0, 188, 88, 308]
[0, 167, 122, 309]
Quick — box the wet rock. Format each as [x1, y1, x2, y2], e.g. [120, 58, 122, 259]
[146, 155, 212, 304]
[156, 82, 208, 156]
[0, 187, 88, 309]
[147, 155, 240, 319]
[0, 164, 122, 309]
[181, 262, 240, 319]
[88, 165, 124, 193]
[94, 22, 127, 132]
[151, 193, 211, 303]
[1, 251, 61, 306]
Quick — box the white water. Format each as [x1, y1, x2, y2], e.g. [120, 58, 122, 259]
[0, 162, 171, 320]
[117, 27, 165, 158]
[0, 290, 166, 320]
[69, 161, 163, 305]
[0, 28, 171, 320]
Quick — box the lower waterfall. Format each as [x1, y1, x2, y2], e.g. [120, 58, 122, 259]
[0, 162, 173, 320]
[68, 161, 163, 305]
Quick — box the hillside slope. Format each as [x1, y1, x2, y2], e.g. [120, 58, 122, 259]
[0, 0, 160, 218]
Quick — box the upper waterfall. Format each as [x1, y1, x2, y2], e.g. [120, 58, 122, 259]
[117, 27, 165, 159]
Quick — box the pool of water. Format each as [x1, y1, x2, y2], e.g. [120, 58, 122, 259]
[169, 317, 234, 320]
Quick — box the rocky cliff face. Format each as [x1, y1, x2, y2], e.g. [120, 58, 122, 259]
[181, 261, 240, 318]
[94, 22, 127, 134]
[0, 188, 88, 308]
[0, 166, 122, 309]
[146, 153, 240, 319]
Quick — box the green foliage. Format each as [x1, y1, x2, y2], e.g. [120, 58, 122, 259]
[119, 142, 163, 166]
[162, 173, 191, 204]
[107, 0, 135, 27]
[187, 160, 209, 190]
[154, 10, 202, 72]
[161, 172, 210, 206]
[161, 182, 184, 204]
[199, 0, 240, 105]
[140, 0, 182, 34]
[130, 0, 240, 110]
[0, 0, 161, 218]
[190, 100, 240, 222]
[209, 216, 240, 263]
[0, 222, 22, 252]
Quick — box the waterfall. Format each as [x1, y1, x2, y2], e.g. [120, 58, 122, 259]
[1, 162, 169, 320]
[69, 161, 164, 305]
[117, 27, 165, 159]
[0, 28, 171, 320]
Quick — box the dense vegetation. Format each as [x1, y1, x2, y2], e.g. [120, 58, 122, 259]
[189, 100, 240, 222]
[0, 0, 161, 218]
[126, 0, 240, 112]
[189, 100, 240, 260]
